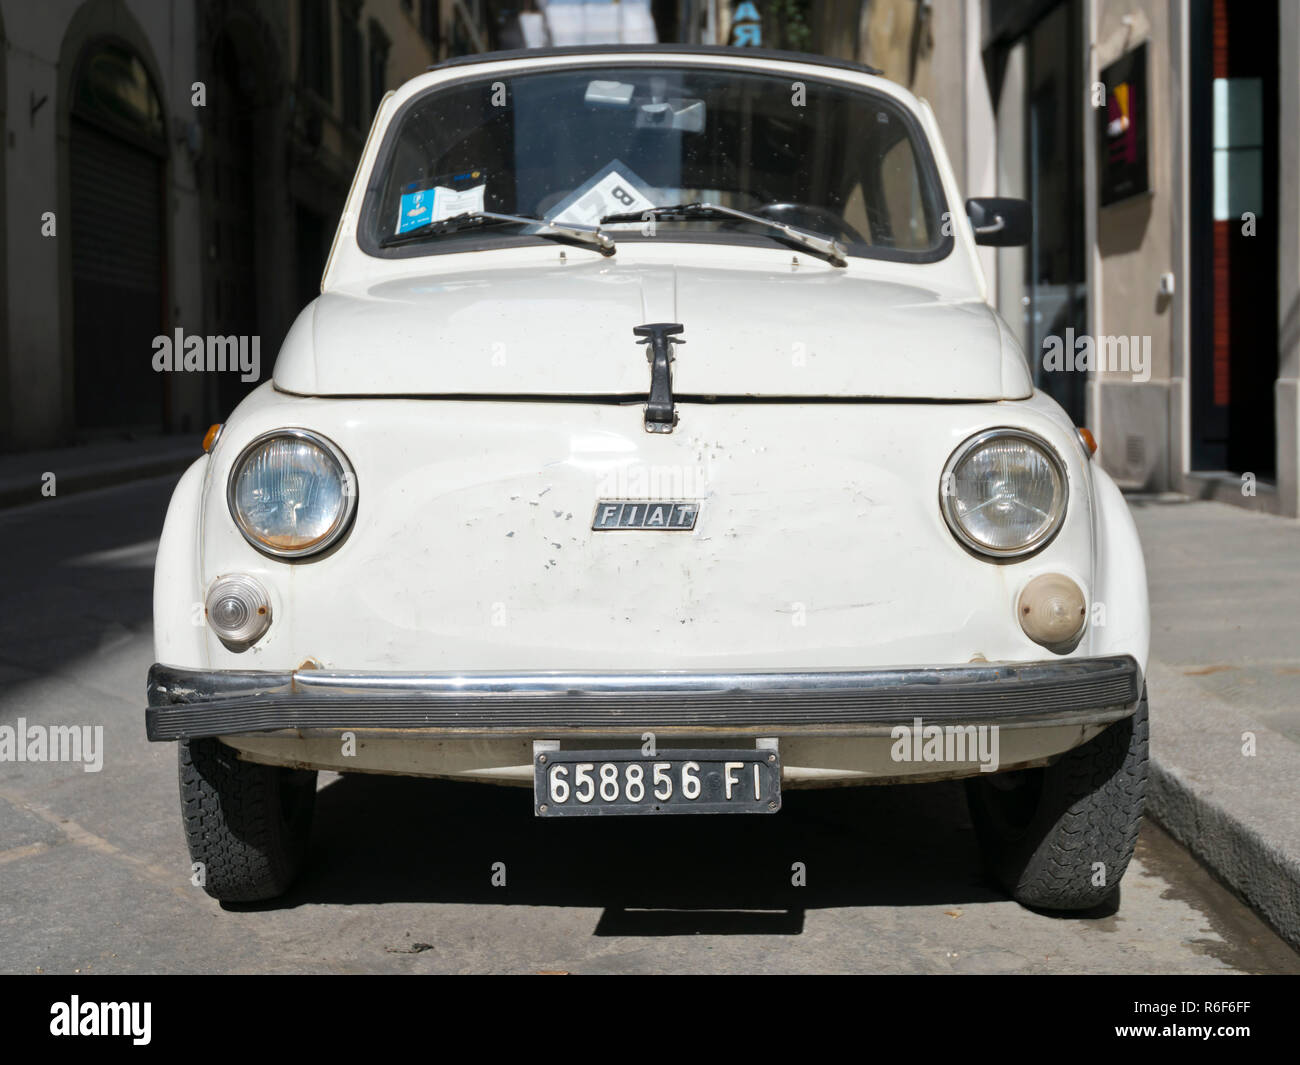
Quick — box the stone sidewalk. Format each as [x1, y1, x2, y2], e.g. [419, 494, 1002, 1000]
[1129, 498, 1300, 947]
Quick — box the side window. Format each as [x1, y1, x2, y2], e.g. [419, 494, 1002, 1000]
[877, 135, 931, 249]
[833, 109, 934, 250]
[840, 181, 873, 245]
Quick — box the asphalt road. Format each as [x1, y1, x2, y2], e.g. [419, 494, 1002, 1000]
[1, 474, 1297, 974]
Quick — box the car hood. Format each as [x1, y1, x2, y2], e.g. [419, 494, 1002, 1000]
[274, 259, 1032, 400]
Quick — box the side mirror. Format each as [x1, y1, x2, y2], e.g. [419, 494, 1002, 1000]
[965, 197, 1031, 246]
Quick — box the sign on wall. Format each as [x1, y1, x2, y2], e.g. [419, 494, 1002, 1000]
[1098, 43, 1150, 206]
[731, 2, 762, 46]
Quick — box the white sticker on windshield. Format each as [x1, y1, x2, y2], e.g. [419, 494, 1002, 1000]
[549, 161, 656, 227]
[431, 183, 486, 222]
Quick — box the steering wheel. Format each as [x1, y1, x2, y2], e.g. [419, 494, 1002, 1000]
[751, 202, 868, 246]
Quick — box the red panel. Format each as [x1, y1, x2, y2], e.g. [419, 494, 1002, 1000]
[1212, 221, 1231, 407]
[1213, 0, 1229, 78]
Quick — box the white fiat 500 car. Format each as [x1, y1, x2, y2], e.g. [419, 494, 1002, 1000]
[148, 45, 1149, 908]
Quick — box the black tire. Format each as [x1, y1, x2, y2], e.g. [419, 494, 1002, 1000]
[965, 687, 1148, 911]
[179, 737, 317, 902]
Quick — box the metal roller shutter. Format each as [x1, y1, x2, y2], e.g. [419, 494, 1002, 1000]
[70, 117, 165, 429]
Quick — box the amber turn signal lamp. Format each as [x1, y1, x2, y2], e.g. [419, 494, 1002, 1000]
[202, 423, 223, 453]
[1018, 573, 1087, 652]
[1076, 427, 1098, 457]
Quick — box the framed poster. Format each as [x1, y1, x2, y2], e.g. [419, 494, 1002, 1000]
[1098, 42, 1150, 205]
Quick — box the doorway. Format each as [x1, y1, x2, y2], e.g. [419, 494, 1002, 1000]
[1189, 0, 1279, 476]
[1023, 0, 1088, 426]
[207, 32, 262, 419]
[69, 43, 167, 432]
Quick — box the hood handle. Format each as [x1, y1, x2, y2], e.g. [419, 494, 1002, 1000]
[633, 323, 685, 434]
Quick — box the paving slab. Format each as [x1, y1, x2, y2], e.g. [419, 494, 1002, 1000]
[1130, 497, 1300, 948]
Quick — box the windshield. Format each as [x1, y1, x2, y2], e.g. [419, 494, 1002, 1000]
[361, 64, 951, 263]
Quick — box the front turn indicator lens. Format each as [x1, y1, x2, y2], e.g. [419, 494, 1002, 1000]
[206, 574, 273, 650]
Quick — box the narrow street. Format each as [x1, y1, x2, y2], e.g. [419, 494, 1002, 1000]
[1, 475, 1295, 975]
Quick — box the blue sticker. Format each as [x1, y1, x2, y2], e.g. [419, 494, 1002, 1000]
[397, 189, 435, 233]
[396, 170, 487, 233]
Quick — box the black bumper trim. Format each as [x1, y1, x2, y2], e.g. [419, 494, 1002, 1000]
[145, 656, 1142, 741]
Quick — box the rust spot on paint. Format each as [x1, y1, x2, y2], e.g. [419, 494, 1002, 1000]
[293, 658, 323, 689]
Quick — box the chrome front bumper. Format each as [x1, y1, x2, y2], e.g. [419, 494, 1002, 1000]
[144, 656, 1141, 742]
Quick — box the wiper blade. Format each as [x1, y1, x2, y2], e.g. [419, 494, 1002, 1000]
[380, 211, 615, 254]
[601, 202, 847, 267]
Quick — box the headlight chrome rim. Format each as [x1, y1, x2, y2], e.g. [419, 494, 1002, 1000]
[940, 427, 1069, 559]
[226, 428, 358, 559]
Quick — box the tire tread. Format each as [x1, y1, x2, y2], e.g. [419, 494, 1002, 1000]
[178, 738, 314, 902]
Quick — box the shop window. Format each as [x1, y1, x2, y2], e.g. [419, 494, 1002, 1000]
[1212, 78, 1263, 221]
[73, 42, 166, 144]
[369, 21, 391, 117]
[300, 0, 332, 100]
[341, 0, 362, 129]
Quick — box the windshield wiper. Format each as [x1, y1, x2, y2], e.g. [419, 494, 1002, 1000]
[380, 211, 615, 254]
[601, 202, 847, 267]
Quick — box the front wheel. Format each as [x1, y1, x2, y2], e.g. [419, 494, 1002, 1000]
[965, 687, 1148, 911]
[179, 737, 317, 902]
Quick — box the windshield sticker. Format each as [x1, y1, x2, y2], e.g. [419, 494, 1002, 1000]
[397, 170, 486, 234]
[548, 160, 657, 227]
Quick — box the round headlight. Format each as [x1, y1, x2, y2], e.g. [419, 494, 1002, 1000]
[227, 429, 357, 558]
[940, 428, 1068, 558]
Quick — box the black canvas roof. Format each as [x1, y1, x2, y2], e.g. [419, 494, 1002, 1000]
[427, 44, 884, 78]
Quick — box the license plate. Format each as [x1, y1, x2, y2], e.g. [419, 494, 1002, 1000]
[534, 749, 781, 816]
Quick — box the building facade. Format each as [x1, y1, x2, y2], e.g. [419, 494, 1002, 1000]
[0, 0, 486, 452]
[970, 0, 1300, 518]
[7, 0, 1298, 522]
[698, 0, 1300, 517]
